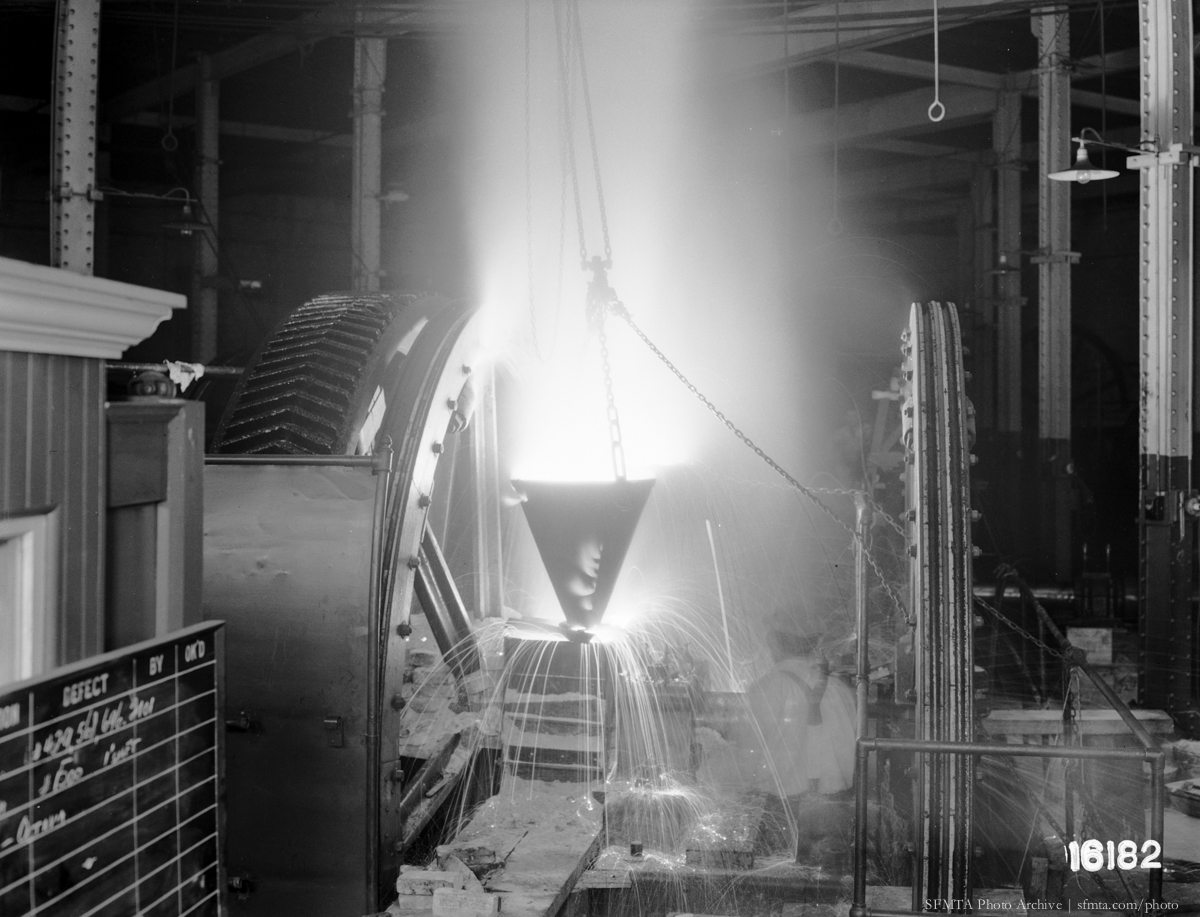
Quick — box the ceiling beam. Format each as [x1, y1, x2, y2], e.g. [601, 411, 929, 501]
[840, 156, 979, 201]
[840, 49, 1004, 89]
[852, 198, 964, 227]
[722, 0, 1046, 79]
[838, 51, 1139, 116]
[856, 137, 969, 158]
[793, 83, 997, 151]
[121, 111, 352, 147]
[100, 5, 426, 123]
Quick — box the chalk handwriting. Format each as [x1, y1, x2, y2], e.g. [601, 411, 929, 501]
[16, 809, 66, 843]
[103, 737, 141, 767]
[61, 673, 109, 708]
[0, 703, 19, 731]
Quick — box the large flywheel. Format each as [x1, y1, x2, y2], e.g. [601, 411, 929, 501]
[902, 300, 975, 905]
[207, 291, 500, 911]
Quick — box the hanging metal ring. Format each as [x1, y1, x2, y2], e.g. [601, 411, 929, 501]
[928, 100, 945, 123]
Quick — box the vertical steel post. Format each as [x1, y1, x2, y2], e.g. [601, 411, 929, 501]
[994, 88, 1024, 545]
[1033, 11, 1074, 583]
[50, 0, 101, 274]
[1149, 752, 1165, 903]
[352, 31, 387, 293]
[1137, 0, 1195, 724]
[366, 443, 393, 914]
[854, 492, 870, 740]
[850, 739, 870, 917]
[192, 55, 220, 363]
[972, 163, 995, 435]
[472, 366, 504, 622]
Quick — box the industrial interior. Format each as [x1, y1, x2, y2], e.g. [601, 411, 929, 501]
[3, 1, 1200, 916]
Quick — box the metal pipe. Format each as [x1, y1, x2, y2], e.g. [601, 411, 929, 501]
[365, 442, 392, 912]
[398, 734, 461, 825]
[975, 582, 1144, 606]
[1149, 753, 1165, 904]
[1075, 663, 1161, 750]
[849, 739, 870, 917]
[854, 493, 870, 740]
[997, 568, 1161, 752]
[415, 527, 483, 697]
[108, 360, 245, 378]
[851, 737, 1166, 917]
[204, 455, 378, 466]
[861, 737, 1159, 762]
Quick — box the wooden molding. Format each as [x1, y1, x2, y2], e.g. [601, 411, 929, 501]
[0, 256, 184, 359]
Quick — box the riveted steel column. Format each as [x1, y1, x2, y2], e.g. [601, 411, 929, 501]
[1034, 12, 1074, 583]
[1137, 0, 1195, 723]
[352, 31, 386, 293]
[972, 162, 995, 435]
[995, 89, 1024, 443]
[994, 88, 1024, 550]
[50, 0, 101, 274]
[192, 55, 220, 363]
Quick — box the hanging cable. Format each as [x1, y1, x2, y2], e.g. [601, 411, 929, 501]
[162, 0, 181, 151]
[830, 1, 844, 236]
[605, 299, 911, 622]
[1099, 0, 1108, 230]
[570, 0, 611, 268]
[928, 0, 945, 122]
[525, 0, 541, 357]
[554, 1, 588, 269]
[555, 0, 626, 480]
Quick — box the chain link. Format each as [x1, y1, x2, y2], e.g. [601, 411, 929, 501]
[594, 316, 626, 481]
[570, 0, 611, 266]
[973, 596, 1065, 661]
[553, 0, 588, 268]
[609, 302, 911, 623]
[524, 0, 540, 356]
[806, 484, 907, 539]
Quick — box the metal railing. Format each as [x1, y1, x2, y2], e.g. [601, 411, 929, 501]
[849, 737, 1166, 917]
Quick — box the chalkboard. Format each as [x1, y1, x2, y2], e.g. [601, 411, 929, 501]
[0, 622, 224, 917]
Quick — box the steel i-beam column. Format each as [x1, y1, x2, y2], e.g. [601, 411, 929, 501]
[1137, 0, 1196, 727]
[352, 32, 386, 293]
[472, 366, 504, 622]
[972, 162, 995, 436]
[50, 0, 101, 274]
[994, 88, 1024, 548]
[192, 55, 220, 363]
[1033, 12, 1074, 583]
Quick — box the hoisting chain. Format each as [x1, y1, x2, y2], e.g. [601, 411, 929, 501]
[571, 0, 611, 269]
[524, 0, 540, 356]
[554, 0, 589, 269]
[595, 311, 627, 481]
[604, 299, 911, 623]
[558, 0, 624, 480]
[973, 596, 1065, 661]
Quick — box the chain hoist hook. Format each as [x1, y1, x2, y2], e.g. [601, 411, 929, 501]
[928, 0, 945, 122]
[584, 255, 615, 328]
[583, 256, 627, 482]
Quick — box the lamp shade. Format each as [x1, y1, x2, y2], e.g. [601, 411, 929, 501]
[1048, 142, 1119, 183]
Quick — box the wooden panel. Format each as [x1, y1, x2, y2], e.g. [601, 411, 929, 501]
[106, 400, 205, 647]
[0, 622, 224, 917]
[0, 351, 105, 666]
[106, 504, 159, 649]
[203, 463, 379, 913]
[108, 421, 168, 507]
